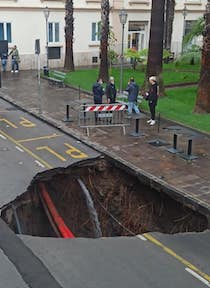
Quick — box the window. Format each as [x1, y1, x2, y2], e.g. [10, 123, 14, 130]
[91, 22, 101, 41]
[184, 20, 197, 36]
[48, 22, 59, 43]
[0, 23, 11, 43]
[48, 47, 61, 59]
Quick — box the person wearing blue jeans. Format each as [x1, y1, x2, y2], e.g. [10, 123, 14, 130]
[125, 77, 140, 116]
[9, 45, 20, 73]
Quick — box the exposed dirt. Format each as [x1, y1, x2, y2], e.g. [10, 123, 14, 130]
[1, 158, 208, 238]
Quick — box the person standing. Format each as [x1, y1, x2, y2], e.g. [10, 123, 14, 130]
[92, 78, 104, 104]
[9, 45, 20, 73]
[125, 77, 140, 116]
[105, 76, 117, 104]
[1, 53, 8, 72]
[146, 76, 158, 126]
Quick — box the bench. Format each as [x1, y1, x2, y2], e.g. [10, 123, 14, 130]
[48, 70, 67, 88]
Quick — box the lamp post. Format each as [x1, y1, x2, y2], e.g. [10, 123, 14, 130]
[43, 6, 50, 69]
[119, 8, 128, 94]
[182, 4, 188, 53]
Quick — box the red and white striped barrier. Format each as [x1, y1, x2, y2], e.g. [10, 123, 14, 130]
[85, 104, 127, 112]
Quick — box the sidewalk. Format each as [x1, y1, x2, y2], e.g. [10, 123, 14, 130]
[1, 70, 210, 220]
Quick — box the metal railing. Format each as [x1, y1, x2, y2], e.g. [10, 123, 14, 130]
[78, 103, 130, 136]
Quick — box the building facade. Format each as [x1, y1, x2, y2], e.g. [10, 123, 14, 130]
[0, 0, 207, 70]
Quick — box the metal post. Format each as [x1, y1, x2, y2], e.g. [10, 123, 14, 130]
[120, 23, 125, 94]
[187, 139, 192, 156]
[167, 133, 180, 154]
[63, 104, 73, 122]
[46, 18, 49, 69]
[0, 71, 1, 88]
[182, 4, 187, 53]
[157, 112, 160, 133]
[135, 118, 139, 134]
[37, 53, 42, 114]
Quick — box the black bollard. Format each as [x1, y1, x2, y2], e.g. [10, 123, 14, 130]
[135, 118, 139, 134]
[129, 116, 144, 137]
[167, 133, 180, 154]
[83, 103, 86, 119]
[63, 104, 73, 122]
[179, 138, 198, 160]
[187, 139, 192, 156]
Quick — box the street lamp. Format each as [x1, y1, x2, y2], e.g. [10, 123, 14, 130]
[43, 6, 50, 69]
[119, 8, 128, 94]
[182, 4, 188, 53]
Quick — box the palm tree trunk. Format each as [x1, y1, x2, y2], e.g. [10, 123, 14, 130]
[146, 0, 166, 95]
[164, 0, 175, 50]
[64, 0, 75, 71]
[98, 0, 110, 82]
[195, 2, 210, 113]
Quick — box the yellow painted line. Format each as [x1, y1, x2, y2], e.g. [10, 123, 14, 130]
[17, 133, 60, 143]
[64, 143, 88, 159]
[0, 118, 18, 128]
[0, 129, 52, 169]
[36, 146, 66, 162]
[19, 117, 36, 128]
[143, 233, 210, 282]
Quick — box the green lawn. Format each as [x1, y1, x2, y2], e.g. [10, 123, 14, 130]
[62, 65, 209, 134]
[65, 66, 199, 92]
[141, 86, 210, 133]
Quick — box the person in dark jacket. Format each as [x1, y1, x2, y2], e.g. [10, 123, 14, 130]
[146, 76, 158, 126]
[125, 77, 140, 115]
[105, 76, 116, 104]
[92, 78, 104, 104]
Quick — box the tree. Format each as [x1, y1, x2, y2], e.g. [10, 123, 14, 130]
[98, 0, 110, 82]
[164, 0, 175, 50]
[146, 0, 166, 94]
[195, 2, 210, 113]
[64, 0, 75, 71]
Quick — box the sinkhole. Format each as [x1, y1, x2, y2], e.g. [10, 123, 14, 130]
[1, 158, 208, 238]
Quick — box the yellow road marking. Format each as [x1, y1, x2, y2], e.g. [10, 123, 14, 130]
[0, 129, 52, 169]
[0, 118, 18, 128]
[19, 117, 36, 128]
[36, 146, 66, 162]
[143, 233, 210, 282]
[17, 133, 60, 143]
[65, 143, 88, 159]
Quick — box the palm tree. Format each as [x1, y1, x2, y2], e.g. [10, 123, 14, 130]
[98, 0, 110, 82]
[164, 0, 175, 50]
[195, 1, 210, 113]
[64, 0, 75, 71]
[146, 0, 166, 94]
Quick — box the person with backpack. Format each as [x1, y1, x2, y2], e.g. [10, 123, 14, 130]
[125, 77, 140, 116]
[145, 76, 158, 126]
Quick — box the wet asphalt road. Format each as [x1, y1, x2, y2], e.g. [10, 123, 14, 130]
[0, 97, 210, 288]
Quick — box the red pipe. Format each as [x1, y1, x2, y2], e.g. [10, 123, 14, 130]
[39, 182, 75, 238]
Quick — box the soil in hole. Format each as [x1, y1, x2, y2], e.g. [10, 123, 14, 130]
[1, 158, 208, 238]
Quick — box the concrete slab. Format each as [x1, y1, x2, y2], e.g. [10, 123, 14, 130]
[20, 235, 208, 288]
[0, 248, 29, 288]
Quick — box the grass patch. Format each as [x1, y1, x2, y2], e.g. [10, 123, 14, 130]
[141, 86, 210, 133]
[65, 67, 199, 92]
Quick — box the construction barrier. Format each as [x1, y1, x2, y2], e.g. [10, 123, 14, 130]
[78, 103, 130, 136]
